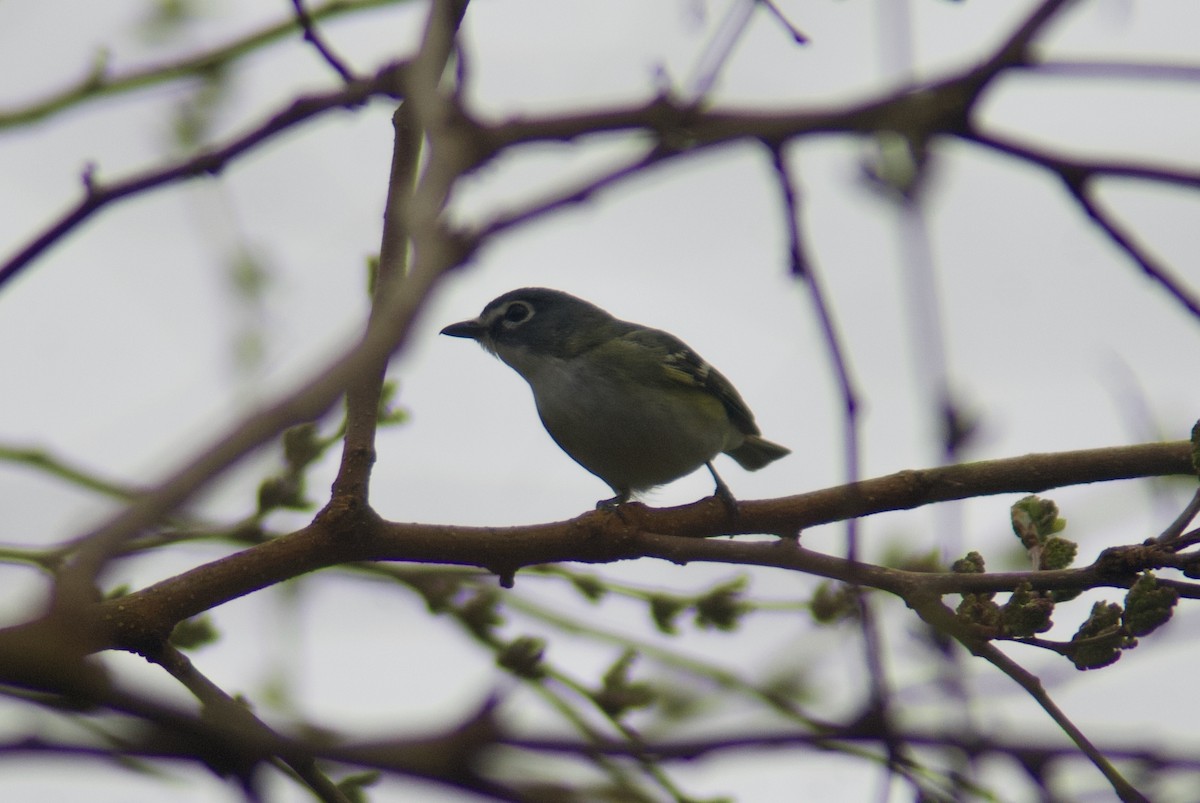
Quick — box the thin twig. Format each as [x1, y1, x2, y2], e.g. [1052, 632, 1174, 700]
[1066, 178, 1200, 320]
[329, 102, 421, 502]
[153, 644, 350, 803]
[906, 594, 1149, 801]
[0, 444, 143, 500]
[1031, 58, 1200, 83]
[0, 0, 400, 129]
[686, 0, 756, 100]
[1154, 487, 1200, 545]
[474, 147, 665, 242]
[0, 62, 408, 290]
[291, 0, 356, 81]
[759, 0, 809, 44]
[766, 143, 809, 277]
[966, 131, 1200, 189]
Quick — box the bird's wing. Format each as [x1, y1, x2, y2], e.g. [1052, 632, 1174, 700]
[619, 327, 762, 436]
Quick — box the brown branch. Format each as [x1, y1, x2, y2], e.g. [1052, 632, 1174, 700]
[1067, 180, 1200, 319]
[504, 728, 1200, 773]
[0, 0, 401, 129]
[907, 594, 1149, 802]
[1029, 58, 1200, 83]
[329, 102, 420, 504]
[961, 131, 1200, 319]
[330, 0, 471, 506]
[44, 2, 477, 615]
[0, 0, 1107, 303]
[767, 143, 809, 277]
[152, 644, 349, 803]
[962, 132, 1200, 191]
[33, 439, 1184, 655]
[475, 147, 665, 242]
[291, 0, 356, 81]
[0, 648, 514, 800]
[972, 0, 1077, 78]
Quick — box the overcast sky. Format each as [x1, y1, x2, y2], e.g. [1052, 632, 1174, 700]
[1, 1, 1199, 800]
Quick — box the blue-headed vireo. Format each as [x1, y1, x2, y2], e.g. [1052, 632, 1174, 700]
[441, 288, 790, 508]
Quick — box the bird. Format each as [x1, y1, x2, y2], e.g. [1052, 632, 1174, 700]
[440, 288, 789, 508]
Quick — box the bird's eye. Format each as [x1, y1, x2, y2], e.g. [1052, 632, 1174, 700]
[503, 302, 532, 324]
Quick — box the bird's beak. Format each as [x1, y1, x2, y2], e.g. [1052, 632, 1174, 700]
[440, 318, 487, 340]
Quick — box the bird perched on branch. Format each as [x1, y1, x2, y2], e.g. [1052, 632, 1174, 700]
[441, 287, 789, 508]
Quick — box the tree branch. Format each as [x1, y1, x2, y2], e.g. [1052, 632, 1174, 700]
[0, 62, 408, 290]
[0, 0, 402, 130]
[32, 439, 1186, 654]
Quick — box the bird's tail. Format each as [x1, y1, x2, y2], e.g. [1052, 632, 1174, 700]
[726, 435, 791, 471]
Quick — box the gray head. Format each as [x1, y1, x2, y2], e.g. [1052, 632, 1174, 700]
[440, 287, 617, 359]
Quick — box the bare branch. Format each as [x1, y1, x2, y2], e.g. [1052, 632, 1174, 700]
[152, 644, 349, 803]
[0, 62, 408, 290]
[0, 0, 403, 130]
[1066, 179, 1200, 319]
[291, 0, 356, 82]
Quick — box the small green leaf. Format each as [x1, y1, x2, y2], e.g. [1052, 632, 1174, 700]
[1011, 496, 1065, 549]
[170, 615, 220, 651]
[377, 380, 409, 427]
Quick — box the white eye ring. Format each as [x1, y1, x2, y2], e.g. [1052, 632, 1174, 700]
[501, 301, 533, 327]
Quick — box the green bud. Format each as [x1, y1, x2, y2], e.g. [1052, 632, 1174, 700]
[257, 475, 309, 512]
[1123, 573, 1178, 637]
[649, 595, 686, 635]
[810, 582, 858, 624]
[458, 589, 503, 641]
[568, 572, 607, 602]
[1191, 420, 1200, 475]
[957, 593, 1001, 633]
[497, 636, 546, 679]
[951, 551, 986, 574]
[377, 380, 409, 427]
[1039, 536, 1078, 571]
[694, 578, 749, 631]
[170, 615, 220, 651]
[1000, 582, 1054, 637]
[283, 423, 322, 470]
[1011, 496, 1065, 549]
[408, 572, 463, 614]
[593, 650, 655, 717]
[1068, 602, 1129, 670]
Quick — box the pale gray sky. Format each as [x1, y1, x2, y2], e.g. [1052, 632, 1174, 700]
[1, 1, 1199, 800]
